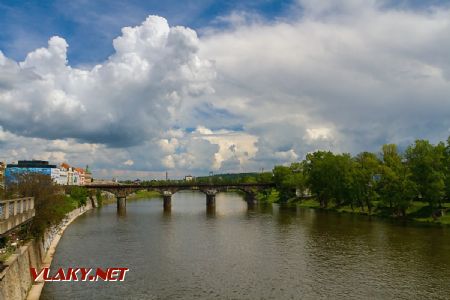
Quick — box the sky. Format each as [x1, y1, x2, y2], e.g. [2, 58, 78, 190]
[1, 0, 450, 179]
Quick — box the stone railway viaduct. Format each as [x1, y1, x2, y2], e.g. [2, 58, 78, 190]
[77, 183, 275, 212]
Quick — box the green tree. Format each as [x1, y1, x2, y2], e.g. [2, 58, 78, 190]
[304, 151, 337, 208]
[305, 151, 357, 208]
[444, 137, 450, 201]
[288, 162, 308, 196]
[331, 153, 355, 207]
[69, 186, 89, 207]
[406, 140, 445, 209]
[378, 144, 416, 216]
[352, 152, 380, 213]
[272, 165, 294, 201]
[382, 144, 402, 169]
[272, 163, 308, 201]
[257, 172, 274, 183]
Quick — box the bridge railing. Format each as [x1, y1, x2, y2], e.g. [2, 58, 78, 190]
[0, 197, 35, 235]
[84, 182, 275, 189]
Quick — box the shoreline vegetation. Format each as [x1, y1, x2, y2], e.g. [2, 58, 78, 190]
[292, 198, 450, 226]
[127, 190, 161, 200]
[237, 137, 450, 227]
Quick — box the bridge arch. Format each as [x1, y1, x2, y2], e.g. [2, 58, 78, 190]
[78, 182, 274, 212]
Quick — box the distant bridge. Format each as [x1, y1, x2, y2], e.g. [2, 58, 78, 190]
[80, 183, 275, 212]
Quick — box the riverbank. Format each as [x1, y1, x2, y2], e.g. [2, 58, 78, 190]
[26, 199, 97, 300]
[294, 198, 450, 225]
[127, 190, 161, 200]
[0, 197, 97, 300]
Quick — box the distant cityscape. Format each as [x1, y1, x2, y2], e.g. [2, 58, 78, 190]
[0, 160, 92, 188]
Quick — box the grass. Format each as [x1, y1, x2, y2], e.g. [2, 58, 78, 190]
[127, 190, 161, 200]
[296, 199, 320, 208]
[294, 198, 450, 225]
[411, 202, 450, 225]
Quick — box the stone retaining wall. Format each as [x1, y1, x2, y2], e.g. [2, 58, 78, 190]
[0, 196, 97, 300]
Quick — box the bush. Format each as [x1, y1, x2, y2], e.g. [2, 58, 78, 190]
[257, 188, 280, 203]
[69, 186, 88, 207]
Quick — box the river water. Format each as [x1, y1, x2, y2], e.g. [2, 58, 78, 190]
[41, 191, 450, 299]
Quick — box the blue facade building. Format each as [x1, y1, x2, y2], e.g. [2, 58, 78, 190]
[5, 160, 57, 184]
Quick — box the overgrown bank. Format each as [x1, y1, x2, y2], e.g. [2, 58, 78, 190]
[293, 198, 450, 225]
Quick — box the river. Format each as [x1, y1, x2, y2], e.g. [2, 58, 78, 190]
[41, 191, 450, 299]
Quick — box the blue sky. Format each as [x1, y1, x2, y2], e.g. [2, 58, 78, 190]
[2, 0, 449, 66]
[0, 0, 294, 65]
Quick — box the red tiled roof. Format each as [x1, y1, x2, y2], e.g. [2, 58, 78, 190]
[75, 168, 85, 174]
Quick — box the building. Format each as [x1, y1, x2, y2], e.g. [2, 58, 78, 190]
[75, 168, 85, 185]
[60, 163, 74, 185]
[56, 164, 69, 185]
[51, 167, 61, 182]
[184, 175, 194, 182]
[4, 160, 91, 186]
[5, 160, 57, 184]
[73, 168, 81, 185]
[61, 163, 79, 185]
[0, 161, 6, 188]
[59, 163, 92, 186]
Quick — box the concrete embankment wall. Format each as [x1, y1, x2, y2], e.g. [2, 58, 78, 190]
[0, 196, 98, 300]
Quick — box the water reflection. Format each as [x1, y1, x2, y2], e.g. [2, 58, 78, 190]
[206, 206, 216, 218]
[116, 207, 127, 217]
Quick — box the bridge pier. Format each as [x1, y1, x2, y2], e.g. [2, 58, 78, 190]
[245, 192, 257, 208]
[206, 194, 216, 208]
[205, 190, 217, 210]
[117, 196, 126, 212]
[163, 191, 172, 211]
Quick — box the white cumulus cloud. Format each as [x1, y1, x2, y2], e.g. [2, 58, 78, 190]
[0, 15, 215, 147]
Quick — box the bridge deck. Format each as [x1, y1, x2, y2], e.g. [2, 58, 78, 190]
[84, 182, 274, 189]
